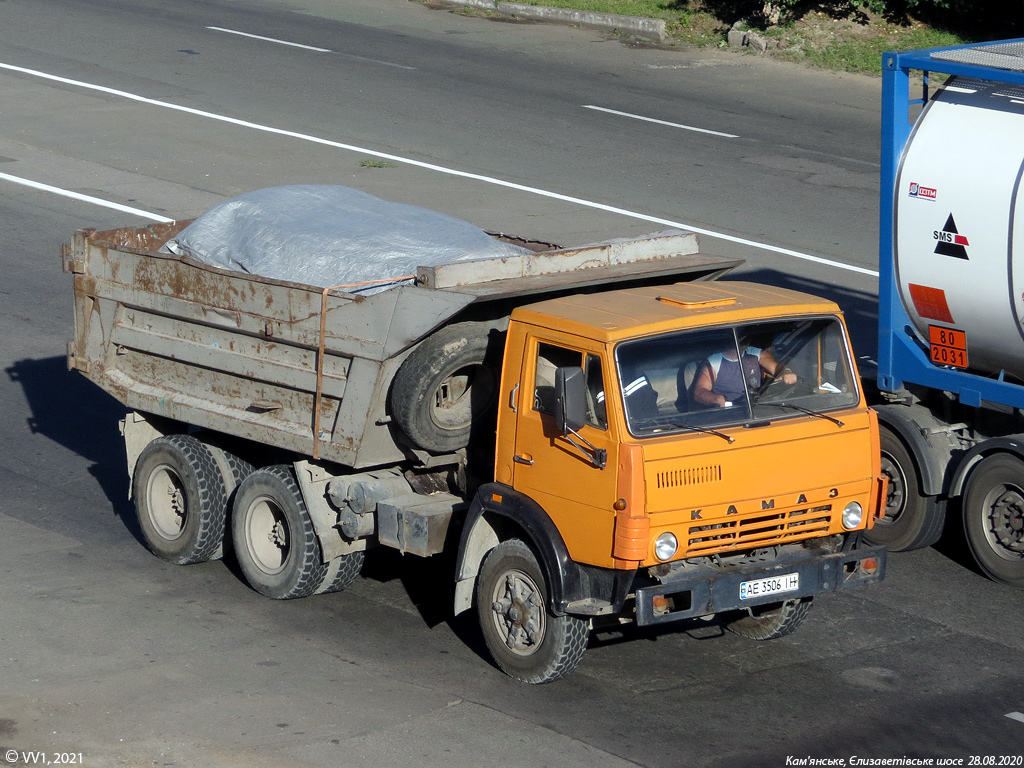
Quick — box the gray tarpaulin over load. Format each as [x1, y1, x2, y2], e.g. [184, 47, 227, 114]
[162, 185, 530, 293]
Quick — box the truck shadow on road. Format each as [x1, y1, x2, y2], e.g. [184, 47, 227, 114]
[5, 355, 139, 537]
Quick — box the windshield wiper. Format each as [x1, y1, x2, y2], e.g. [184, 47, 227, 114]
[660, 422, 735, 443]
[771, 402, 844, 428]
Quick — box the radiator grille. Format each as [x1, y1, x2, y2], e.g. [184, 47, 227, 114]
[687, 504, 832, 554]
[656, 465, 722, 489]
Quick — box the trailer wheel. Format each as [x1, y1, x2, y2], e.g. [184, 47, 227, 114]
[231, 465, 328, 599]
[133, 434, 228, 565]
[724, 597, 813, 641]
[864, 427, 945, 551]
[314, 550, 366, 595]
[963, 454, 1024, 587]
[476, 539, 589, 684]
[391, 322, 501, 453]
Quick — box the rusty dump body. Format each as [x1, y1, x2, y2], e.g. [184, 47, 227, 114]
[63, 220, 739, 471]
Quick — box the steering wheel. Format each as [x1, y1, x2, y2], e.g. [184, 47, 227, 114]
[762, 378, 813, 399]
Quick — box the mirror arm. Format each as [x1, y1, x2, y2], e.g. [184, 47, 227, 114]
[563, 428, 607, 469]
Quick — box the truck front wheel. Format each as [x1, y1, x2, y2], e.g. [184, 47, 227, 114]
[133, 434, 228, 565]
[864, 427, 945, 551]
[724, 597, 813, 640]
[963, 454, 1024, 587]
[476, 539, 588, 684]
[231, 466, 329, 599]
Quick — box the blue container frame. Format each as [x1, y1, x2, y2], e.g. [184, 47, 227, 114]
[878, 39, 1024, 409]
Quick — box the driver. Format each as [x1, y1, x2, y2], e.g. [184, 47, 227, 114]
[692, 344, 795, 408]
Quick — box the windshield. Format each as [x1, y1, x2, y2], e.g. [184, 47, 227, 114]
[615, 317, 859, 437]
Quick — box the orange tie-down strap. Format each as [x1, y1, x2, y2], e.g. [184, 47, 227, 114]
[312, 276, 416, 460]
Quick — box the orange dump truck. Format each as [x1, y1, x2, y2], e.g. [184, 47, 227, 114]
[65, 217, 886, 683]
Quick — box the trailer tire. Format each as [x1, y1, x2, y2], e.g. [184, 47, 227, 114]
[864, 427, 945, 551]
[314, 550, 366, 595]
[724, 597, 813, 641]
[963, 453, 1024, 587]
[476, 539, 589, 684]
[133, 434, 228, 565]
[232, 465, 329, 599]
[391, 322, 500, 453]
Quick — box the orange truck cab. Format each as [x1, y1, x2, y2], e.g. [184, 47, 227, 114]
[455, 281, 887, 682]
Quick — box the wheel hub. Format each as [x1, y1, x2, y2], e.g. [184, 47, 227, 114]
[491, 571, 544, 655]
[147, 465, 188, 540]
[269, 520, 287, 548]
[166, 487, 184, 515]
[989, 488, 1024, 555]
[879, 455, 905, 524]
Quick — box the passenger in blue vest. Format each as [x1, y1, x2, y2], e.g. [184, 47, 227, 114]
[692, 344, 795, 408]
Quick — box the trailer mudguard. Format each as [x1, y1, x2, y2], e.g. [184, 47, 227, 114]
[453, 483, 633, 617]
[949, 435, 1024, 498]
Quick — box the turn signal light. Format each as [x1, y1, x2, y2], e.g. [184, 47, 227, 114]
[860, 557, 878, 576]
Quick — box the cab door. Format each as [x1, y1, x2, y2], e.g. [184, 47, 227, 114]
[511, 334, 619, 567]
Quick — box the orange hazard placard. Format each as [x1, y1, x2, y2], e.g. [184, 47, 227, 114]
[928, 325, 968, 369]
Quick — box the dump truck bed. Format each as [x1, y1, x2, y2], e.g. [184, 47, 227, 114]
[64, 220, 740, 469]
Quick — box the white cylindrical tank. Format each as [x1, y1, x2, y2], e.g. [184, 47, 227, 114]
[895, 75, 1024, 380]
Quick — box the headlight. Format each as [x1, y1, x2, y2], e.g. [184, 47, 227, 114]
[654, 532, 678, 561]
[842, 501, 864, 530]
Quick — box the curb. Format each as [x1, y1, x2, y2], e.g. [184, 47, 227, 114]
[431, 0, 667, 43]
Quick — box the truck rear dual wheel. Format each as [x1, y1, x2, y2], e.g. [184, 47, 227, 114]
[314, 549, 366, 595]
[724, 597, 813, 641]
[864, 428, 945, 552]
[231, 465, 329, 599]
[963, 454, 1024, 587]
[204, 443, 254, 561]
[476, 539, 589, 684]
[133, 434, 229, 565]
[390, 322, 501, 454]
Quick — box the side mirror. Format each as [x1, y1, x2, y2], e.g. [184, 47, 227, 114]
[554, 366, 588, 435]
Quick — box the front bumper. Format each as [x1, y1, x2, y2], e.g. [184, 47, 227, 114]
[634, 542, 886, 626]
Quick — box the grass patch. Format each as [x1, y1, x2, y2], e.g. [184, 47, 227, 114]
[769, 12, 966, 73]
[360, 159, 396, 168]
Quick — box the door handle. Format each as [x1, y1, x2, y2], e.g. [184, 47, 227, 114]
[513, 454, 534, 466]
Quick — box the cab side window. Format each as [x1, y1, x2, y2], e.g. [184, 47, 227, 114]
[533, 343, 607, 430]
[584, 353, 608, 430]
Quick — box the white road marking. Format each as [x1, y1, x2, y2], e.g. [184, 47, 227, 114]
[1006, 712, 1024, 724]
[0, 171, 172, 222]
[583, 104, 739, 138]
[0, 61, 877, 277]
[206, 26, 331, 53]
[205, 26, 416, 69]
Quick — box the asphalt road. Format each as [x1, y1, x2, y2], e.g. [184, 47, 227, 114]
[1, 1, 1022, 766]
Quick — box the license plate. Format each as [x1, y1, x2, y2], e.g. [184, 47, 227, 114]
[739, 572, 799, 600]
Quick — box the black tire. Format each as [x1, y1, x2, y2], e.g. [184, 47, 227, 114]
[963, 454, 1024, 587]
[390, 322, 501, 453]
[724, 597, 813, 640]
[476, 539, 589, 684]
[203, 443, 254, 561]
[231, 465, 329, 599]
[314, 550, 366, 595]
[133, 434, 228, 565]
[863, 427, 945, 551]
